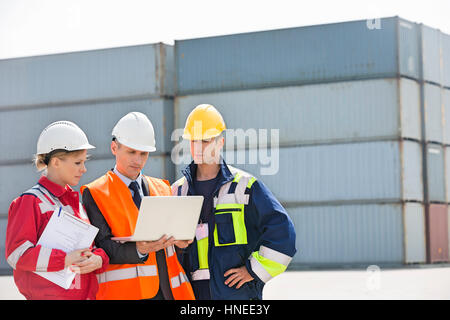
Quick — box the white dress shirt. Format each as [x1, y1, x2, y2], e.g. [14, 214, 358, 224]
[112, 165, 147, 259]
[113, 165, 144, 199]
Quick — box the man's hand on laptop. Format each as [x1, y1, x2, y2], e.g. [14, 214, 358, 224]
[136, 235, 175, 254]
[174, 239, 194, 249]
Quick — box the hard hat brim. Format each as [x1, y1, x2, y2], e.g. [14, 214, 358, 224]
[115, 138, 156, 153]
[37, 143, 96, 155]
[182, 129, 223, 141]
[76, 143, 96, 151]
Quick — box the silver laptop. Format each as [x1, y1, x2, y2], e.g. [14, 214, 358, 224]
[111, 196, 204, 242]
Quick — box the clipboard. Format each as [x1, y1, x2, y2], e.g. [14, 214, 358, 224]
[34, 209, 99, 289]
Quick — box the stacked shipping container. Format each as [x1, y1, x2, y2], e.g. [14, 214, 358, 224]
[0, 43, 176, 273]
[1, 16, 450, 272]
[174, 16, 450, 266]
[421, 26, 450, 263]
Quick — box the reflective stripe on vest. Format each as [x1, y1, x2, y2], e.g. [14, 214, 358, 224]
[20, 185, 90, 272]
[191, 269, 210, 281]
[213, 168, 255, 247]
[196, 223, 209, 270]
[6, 240, 34, 270]
[97, 265, 158, 284]
[24, 186, 62, 213]
[165, 246, 195, 298]
[171, 272, 189, 289]
[214, 170, 256, 207]
[24, 185, 88, 221]
[166, 245, 176, 257]
[174, 166, 257, 280]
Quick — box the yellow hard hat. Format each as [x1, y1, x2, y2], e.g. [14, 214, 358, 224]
[182, 104, 226, 140]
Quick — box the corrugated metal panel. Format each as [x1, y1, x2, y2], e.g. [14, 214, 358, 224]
[443, 89, 450, 144]
[0, 155, 174, 215]
[423, 83, 443, 143]
[401, 77, 423, 140]
[0, 43, 174, 108]
[421, 25, 443, 85]
[175, 78, 421, 147]
[442, 33, 450, 88]
[426, 144, 446, 202]
[288, 203, 424, 266]
[159, 43, 175, 97]
[427, 204, 449, 263]
[174, 140, 423, 204]
[0, 98, 174, 163]
[398, 19, 420, 81]
[175, 17, 424, 94]
[0, 218, 10, 272]
[404, 202, 427, 263]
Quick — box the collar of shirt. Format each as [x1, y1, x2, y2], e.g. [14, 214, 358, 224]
[37, 175, 81, 217]
[113, 165, 144, 197]
[38, 175, 74, 198]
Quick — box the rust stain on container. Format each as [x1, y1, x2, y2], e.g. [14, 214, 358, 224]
[427, 204, 449, 263]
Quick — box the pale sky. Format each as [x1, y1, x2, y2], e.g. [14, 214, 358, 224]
[1, 0, 450, 60]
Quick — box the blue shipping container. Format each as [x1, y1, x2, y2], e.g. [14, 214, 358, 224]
[426, 144, 446, 203]
[0, 98, 174, 163]
[176, 17, 423, 94]
[175, 78, 422, 146]
[0, 43, 174, 108]
[289, 202, 426, 266]
[174, 140, 424, 204]
[442, 33, 450, 88]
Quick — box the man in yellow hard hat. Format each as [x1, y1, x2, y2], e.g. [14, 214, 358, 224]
[172, 104, 296, 300]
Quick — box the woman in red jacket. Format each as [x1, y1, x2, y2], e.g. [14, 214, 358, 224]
[5, 121, 109, 300]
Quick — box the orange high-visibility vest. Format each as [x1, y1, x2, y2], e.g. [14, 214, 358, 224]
[81, 171, 195, 300]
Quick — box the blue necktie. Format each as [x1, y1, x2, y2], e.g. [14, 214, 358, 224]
[129, 181, 142, 209]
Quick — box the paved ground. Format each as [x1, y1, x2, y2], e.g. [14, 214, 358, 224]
[1, 265, 450, 300]
[263, 265, 450, 300]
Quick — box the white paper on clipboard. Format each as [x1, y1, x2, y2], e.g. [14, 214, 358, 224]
[34, 208, 99, 289]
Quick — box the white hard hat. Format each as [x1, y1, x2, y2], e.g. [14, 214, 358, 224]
[111, 112, 156, 152]
[37, 121, 96, 155]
